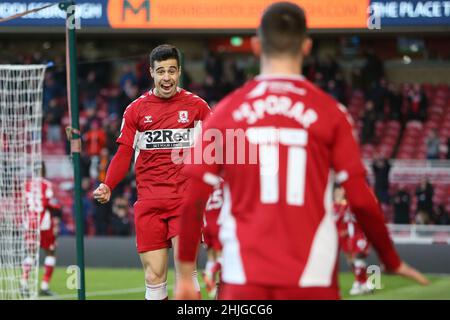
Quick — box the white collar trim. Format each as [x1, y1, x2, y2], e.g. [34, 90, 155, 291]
[255, 74, 305, 81]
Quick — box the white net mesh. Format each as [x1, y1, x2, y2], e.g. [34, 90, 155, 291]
[0, 65, 46, 300]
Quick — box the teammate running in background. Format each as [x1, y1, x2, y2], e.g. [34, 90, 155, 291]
[202, 181, 224, 298]
[176, 2, 429, 300]
[93, 44, 211, 300]
[334, 185, 373, 296]
[22, 163, 61, 296]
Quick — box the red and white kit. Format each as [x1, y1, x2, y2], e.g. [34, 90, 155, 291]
[179, 75, 401, 299]
[203, 182, 224, 252]
[334, 200, 370, 256]
[25, 178, 59, 250]
[116, 88, 210, 252]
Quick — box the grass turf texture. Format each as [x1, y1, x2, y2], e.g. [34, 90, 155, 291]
[36, 268, 450, 300]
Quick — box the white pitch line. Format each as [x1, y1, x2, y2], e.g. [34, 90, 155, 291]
[39, 287, 145, 300]
[39, 284, 206, 300]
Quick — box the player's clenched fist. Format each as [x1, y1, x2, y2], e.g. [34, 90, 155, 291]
[93, 183, 111, 204]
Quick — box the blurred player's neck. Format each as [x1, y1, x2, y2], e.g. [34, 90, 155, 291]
[260, 54, 303, 77]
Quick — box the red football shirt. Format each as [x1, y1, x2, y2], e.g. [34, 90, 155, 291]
[25, 178, 56, 231]
[117, 88, 211, 200]
[182, 74, 368, 288]
[334, 201, 350, 236]
[334, 201, 366, 240]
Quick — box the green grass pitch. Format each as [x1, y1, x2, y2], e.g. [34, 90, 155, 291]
[37, 268, 450, 300]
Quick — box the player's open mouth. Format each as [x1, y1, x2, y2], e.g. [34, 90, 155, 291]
[161, 83, 173, 91]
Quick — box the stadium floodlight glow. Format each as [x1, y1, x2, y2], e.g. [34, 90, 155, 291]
[0, 65, 46, 300]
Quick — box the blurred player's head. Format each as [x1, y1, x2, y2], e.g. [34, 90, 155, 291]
[149, 44, 181, 99]
[333, 185, 345, 202]
[41, 161, 46, 178]
[252, 2, 312, 65]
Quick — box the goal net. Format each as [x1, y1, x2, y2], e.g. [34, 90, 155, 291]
[0, 65, 46, 299]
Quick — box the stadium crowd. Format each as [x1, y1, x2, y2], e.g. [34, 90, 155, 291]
[13, 49, 450, 235]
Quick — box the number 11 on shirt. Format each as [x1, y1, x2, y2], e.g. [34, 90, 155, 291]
[247, 127, 307, 206]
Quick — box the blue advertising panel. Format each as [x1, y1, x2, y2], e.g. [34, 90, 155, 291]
[370, 0, 450, 26]
[0, 0, 108, 27]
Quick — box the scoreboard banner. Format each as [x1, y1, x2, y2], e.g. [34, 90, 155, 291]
[0, 0, 449, 30]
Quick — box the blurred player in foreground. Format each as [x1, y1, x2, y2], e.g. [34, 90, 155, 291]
[334, 185, 373, 296]
[202, 181, 224, 298]
[176, 2, 429, 300]
[21, 163, 61, 296]
[93, 45, 211, 300]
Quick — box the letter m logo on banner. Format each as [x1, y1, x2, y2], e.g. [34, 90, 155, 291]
[122, 0, 150, 21]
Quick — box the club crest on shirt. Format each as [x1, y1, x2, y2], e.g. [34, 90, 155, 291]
[178, 111, 189, 123]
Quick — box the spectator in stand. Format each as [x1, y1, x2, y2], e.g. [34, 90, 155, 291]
[105, 116, 120, 155]
[111, 196, 132, 236]
[97, 148, 110, 184]
[80, 151, 92, 180]
[407, 84, 428, 122]
[83, 108, 101, 134]
[392, 185, 411, 224]
[351, 67, 363, 91]
[432, 204, 450, 225]
[80, 70, 100, 111]
[83, 120, 107, 158]
[334, 72, 347, 105]
[313, 72, 326, 90]
[323, 55, 339, 81]
[77, 177, 94, 235]
[426, 129, 441, 160]
[203, 75, 221, 104]
[326, 79, 345, 104]
[415, 177, 434, 225]
[119, 64, 137, 90]
[372, 155, 391, 205]
[366, 79, 388, 120]
[361, 49, 384, 93]
[43, 73, 64, 113]
[45, 98, 64, 143]
[205, 52, 223, 85]
[117, 79, 140, 118]
[361, 100, 377, 144]
[387, 83, 403, 122]
[93, 189, 112, 235]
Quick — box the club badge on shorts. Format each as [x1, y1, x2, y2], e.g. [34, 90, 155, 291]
[178, 110, 189, 123]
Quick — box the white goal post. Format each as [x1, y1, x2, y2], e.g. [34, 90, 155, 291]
[0, 65, 46, 299]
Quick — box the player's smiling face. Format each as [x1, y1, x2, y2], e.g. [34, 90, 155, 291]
[150, 58, 181, 99]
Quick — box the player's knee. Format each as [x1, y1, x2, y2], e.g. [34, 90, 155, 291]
[145, 270, 166, 285]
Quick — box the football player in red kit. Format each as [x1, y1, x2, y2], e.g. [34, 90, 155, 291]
[334, 185, 373, 295]
[21, 163, 61, 296]
[176, 2, 429, 300]
[93, 45, 210, 300]
[202, 181, 224, 298]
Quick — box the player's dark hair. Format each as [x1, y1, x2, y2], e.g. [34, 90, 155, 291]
[150, 44, 181, 68]
[258, 2, 307, 57]
[41, 161, 46, 178]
